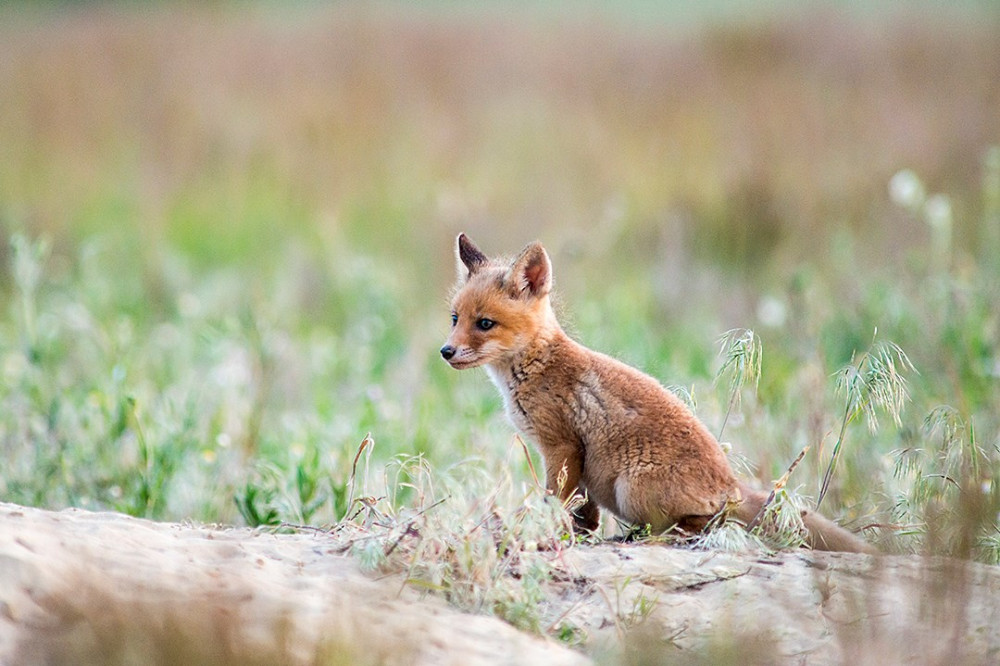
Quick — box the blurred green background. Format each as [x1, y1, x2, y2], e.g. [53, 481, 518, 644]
[1, 1, 998, 557]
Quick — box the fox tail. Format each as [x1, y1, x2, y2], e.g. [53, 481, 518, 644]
[734, 481, 878, 554]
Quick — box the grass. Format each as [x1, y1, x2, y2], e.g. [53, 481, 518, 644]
[714, 328, 762, 441]
[1, 0, 1000, 658]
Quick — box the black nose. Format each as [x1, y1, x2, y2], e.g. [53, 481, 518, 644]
[440, 345, 456, 360]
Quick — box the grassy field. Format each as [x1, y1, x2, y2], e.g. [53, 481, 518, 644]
[1, 0, 999, 645]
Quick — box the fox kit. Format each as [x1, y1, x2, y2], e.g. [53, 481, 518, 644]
[441, 233, 876, 554]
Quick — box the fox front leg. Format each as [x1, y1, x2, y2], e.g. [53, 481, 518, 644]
[544, 450, 600, 533]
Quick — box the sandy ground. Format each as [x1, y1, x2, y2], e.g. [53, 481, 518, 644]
[2, 502, 999, 665]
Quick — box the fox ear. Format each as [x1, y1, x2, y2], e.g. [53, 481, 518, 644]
[507, 241, 551, 298]
[456, 233, 488, 280]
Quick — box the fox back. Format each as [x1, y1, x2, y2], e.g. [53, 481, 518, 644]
[441, 233, 876, 554]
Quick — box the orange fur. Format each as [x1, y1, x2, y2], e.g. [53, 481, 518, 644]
[441, 234, 876, 554]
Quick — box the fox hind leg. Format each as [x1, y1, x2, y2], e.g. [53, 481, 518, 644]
[614, 474, 727, 535]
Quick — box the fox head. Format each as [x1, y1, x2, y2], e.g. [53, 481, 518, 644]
[440, 233, 559, 369]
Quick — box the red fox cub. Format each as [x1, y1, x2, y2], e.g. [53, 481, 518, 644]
[441, 234, 876, 554]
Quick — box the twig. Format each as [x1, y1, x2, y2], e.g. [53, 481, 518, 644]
[515, 434, 546, 492]
[817, 393, 856, 509]
[856, 521, 913, 533]
[748, 445, 810, 530]
[277, 522, 335, 534]
[346, 433, 374, 517]
[545, 583, 598, 634]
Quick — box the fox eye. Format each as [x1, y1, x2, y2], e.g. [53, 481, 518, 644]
[476, 318, 495, 331]
[451, 313, 458, 327]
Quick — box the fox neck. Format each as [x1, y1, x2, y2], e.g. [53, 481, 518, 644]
[487, 297, 562, 374]
[483, 306, 567, 434]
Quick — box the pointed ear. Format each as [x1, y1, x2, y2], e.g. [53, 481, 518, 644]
[456, 233, 488, 280]
[506, 241, 552, 298]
